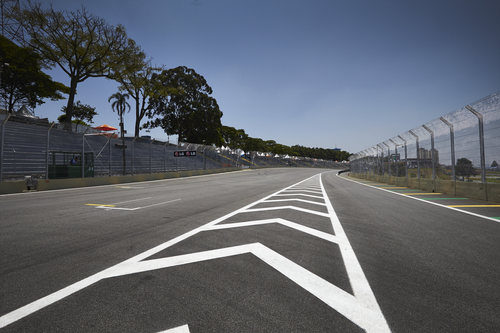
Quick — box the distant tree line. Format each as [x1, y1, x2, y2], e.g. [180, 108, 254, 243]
[222, 126, 350, 161]
[0, 1, 350, 161]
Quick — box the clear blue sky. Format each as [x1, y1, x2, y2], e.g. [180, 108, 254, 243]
[34, 0, 500, 153]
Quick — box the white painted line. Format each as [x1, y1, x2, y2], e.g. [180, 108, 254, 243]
[282, 189, 323, 194]
[273, 193, 323, 199]
[0, 173, 320, 329]
[320, 173, 390, 332]
[242, 206, 330, 217]
[290, 186, 322, 190]
[0, 172, 390, 332]
[204, 218, 339, 244]
[94, 199, 181, 211]
[157, 324, 190, 333]
[338, 175, 500, 223]
[132, 198, 181, 210]
[244, 206, 330, 218]
[108, 242, 382, 332]
[111, 197, 152, 205]
[263, 198, 326, 206]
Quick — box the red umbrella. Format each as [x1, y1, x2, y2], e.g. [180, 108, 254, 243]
[94, 124, 117, 131]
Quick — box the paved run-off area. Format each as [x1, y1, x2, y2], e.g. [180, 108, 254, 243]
[0, 168, 499, 332]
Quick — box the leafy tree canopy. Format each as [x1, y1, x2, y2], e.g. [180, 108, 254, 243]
[60, 101, 96, 131]
[0, 35, 68, 113]
[456, 158, 475, 179]
[220, 125, 350, 161]
[8, 2, 135, 131]
[145, 66, 223, 145]
[109, 41, 159, 138]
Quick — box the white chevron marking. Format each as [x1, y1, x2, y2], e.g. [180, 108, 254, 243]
[204, 218, 339, 244]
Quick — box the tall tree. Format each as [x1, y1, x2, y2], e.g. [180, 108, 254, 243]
[0, 35, 67, 113]
[222, 126, 248, 150]
[456, 157, 475, 180]
[108, 92, 130, 175]
[109, 48, 160, 138]
[145, 66, 223, 145]
[8, 2, 133, 131]
[59, 101, 96, 132]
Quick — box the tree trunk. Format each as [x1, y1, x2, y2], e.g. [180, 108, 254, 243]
[64, 77, 78, 132]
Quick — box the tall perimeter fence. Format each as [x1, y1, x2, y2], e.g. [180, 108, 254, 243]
[0, 115, 343, 183]
[349, 92, 500, 202]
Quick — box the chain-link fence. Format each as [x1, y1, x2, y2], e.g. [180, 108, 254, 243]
[0, 115, 344, 182]
[349, 92, 500, 201]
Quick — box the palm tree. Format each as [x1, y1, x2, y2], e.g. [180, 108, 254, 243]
[108, 92, 130, 175]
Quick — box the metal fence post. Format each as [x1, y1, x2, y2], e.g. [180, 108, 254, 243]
[382, 142, 390, 177]
[377, 144, 384, 176]
[439, 116, 456, 195]
[108, 135, 112, 176]
[164, 142, 168, 172]
[82, 134, 85, 178]
[149, 139, 152, 174]
[389, 139, 399, 177]
[397, 135, 408, 182]
[203, 146, 207, 170]
[422, 125, 436, 184]
[465, 105, 487, 200]
[465, 106, 486, 183]
[45, 122, 55, 180]
[408, 130, 420, 180]
[0, 114, 11, 182]
[132, 138, 136, 175]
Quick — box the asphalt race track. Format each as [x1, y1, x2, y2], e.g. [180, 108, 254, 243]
[1, 168, 499, 332]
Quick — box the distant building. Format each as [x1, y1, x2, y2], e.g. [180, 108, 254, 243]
[406, 148, 439, 168]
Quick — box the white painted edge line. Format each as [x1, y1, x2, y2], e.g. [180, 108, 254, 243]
[320, 172, 390, 333]
[0, 169, 252, 197]
[157, 324, 190, 333]
[0, 173, 320, 329]
[263, 198, 326, 206]
[338, 174, 500, 223]
[204, 218, 339, 244]
[243, 206, 330, 218]
[108, 243, 381, 331]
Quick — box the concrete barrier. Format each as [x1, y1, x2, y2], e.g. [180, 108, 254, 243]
[0, 168, 240, 194]
[350, 172, 499, 203]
